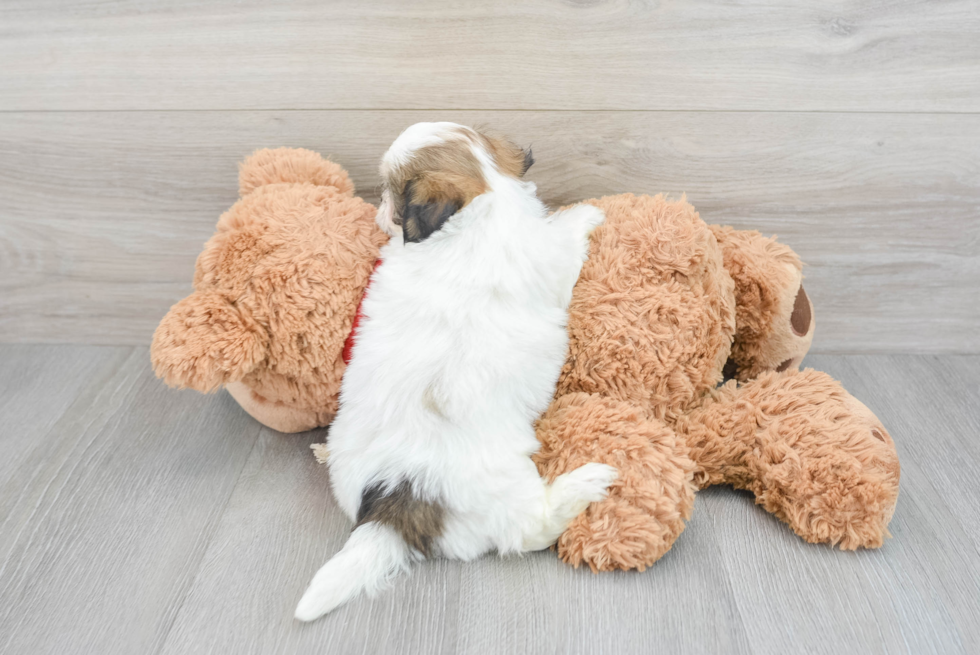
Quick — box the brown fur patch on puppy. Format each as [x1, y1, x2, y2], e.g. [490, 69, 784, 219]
[380, 127, 533, 243]
[383, 139, 488, 243]
[356, 482, 445, 556]
[479, 133, 534, 178]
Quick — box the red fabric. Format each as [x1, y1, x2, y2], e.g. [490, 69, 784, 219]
[342, 258, 382, 365]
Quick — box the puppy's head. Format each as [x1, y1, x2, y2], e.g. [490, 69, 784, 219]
[376, 122, 534, 243]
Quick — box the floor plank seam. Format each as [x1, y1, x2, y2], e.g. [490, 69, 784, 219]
[702, 503, 760, 655]
[0, 347, 138, 583]
[151, 421, 265, 655]
[0, 347, 138, 652]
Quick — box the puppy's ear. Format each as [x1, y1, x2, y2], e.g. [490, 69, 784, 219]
[521, 148, 534, 177]
[402, 178, 461, 244]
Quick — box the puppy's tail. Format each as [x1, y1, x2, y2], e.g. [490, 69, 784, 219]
[294, 522, 412, 621]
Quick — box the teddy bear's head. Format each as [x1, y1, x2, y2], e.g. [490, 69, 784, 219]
[151, 148, 387, 427]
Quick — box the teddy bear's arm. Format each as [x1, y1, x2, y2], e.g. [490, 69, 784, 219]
[674, 368, 899, 550]
[534, 392, 697, 572]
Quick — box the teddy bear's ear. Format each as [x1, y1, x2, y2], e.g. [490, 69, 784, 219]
[238, 147, 355, 197]
[151, 290, 267, 393]
[710, 225, 814, 381]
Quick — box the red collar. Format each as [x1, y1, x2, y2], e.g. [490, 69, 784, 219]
[341, 258, 382, 365]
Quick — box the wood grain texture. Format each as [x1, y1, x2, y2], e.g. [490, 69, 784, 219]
[0, 346, 263, 655]
[2, 348, 977, 654]
[0, 345, 129, 486]
[2, 0, 979, 112]
[160, 427, 751, 655]
[2, 110, 977, 352]
[709, 353, 980, 655]
[158, 427, 467, 655]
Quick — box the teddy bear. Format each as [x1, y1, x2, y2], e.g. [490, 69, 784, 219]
[152, 147, 900, 572]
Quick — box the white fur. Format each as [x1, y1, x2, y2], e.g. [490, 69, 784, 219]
[380, 121, 466, 172]
[294, 522, 413, 621]
[296, 123, 616, 621]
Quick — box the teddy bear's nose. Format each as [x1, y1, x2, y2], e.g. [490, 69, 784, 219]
[791, 285, 811, 336]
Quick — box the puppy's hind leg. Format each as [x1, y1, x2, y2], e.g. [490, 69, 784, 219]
[521, 463, 617, 552]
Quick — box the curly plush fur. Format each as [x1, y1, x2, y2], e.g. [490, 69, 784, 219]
[152, 147, 900, 573]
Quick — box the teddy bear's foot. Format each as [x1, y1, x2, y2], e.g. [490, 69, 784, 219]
[534, 392, 697, 571]
[676, 369, 900, 550]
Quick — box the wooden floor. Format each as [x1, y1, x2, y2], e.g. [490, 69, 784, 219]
[0, 346, 976, 655]
[2, 2, 979, 653]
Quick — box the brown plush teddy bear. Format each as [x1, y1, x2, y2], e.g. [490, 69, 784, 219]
[152, 147, 900, 572]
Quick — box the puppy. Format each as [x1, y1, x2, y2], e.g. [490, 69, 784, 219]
[295, 122, 616, 621]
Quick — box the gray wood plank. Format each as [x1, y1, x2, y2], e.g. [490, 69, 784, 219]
[451, 513, 752, 655]
[808, 355, 980, 553]
[2, 110, 977, 352]
[157, 427, 465, 655]
[158, 421, 749, 655]
[158, 354, 980, 654]
[0, 345, 130, 485]
[698, 354, 980, 655]
[2, 0, 978, 112]
[700, 484, 977, 655]
[3, 348, 978, 654]
[0, 347, 262, 655]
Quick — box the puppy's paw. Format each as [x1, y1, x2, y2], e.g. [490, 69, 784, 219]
[311, 442, 330, 464]
[566, 462, 618, 499]
[574, 204, 607, 231]
[557, 204, 606, 243]
[550, 462, 618, 518]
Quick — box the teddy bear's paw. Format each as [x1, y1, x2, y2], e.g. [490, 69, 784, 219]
[687, 369, 900, 550]
[534, 392, 697, 572]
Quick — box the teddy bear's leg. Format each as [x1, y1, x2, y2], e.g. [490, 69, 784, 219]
[237, 147, 356, 197]
[709, 226, 815, 381]
[534, 392, 697, 572]
[674, 369, 900, 549]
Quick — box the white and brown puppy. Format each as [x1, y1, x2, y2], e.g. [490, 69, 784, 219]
[295, 122, 616, 621]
